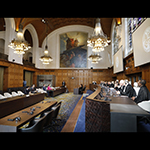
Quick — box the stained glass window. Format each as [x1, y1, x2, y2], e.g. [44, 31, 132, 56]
[127, 17, 146, 55]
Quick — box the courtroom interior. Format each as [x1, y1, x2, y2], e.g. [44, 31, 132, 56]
[0, 17, 150, 132]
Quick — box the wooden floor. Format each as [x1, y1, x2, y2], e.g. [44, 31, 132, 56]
[61, 95, 83, 132]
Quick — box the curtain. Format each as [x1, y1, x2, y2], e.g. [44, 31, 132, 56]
[0, 67, 4, 91]
[25, 71, 33, 86]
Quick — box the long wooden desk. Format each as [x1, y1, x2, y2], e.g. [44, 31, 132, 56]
[86, 86, 150, 132]
[0, 93, 45, 119]
[0, 100, 57, 132]
[48, 87, 66, 97]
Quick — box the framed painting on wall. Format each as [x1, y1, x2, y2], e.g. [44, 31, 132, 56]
[60, 31, 88, 68]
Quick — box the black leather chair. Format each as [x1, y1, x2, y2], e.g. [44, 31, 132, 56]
[19, 115, 46, 132]
[43, 110, 54, 128]
[51, 101, 62, 119]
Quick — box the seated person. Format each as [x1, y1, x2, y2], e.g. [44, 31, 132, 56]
[79, 84, 83, 94]
[30, 84, 36, 93]
[117, 80, 136, 98]
[131, 79, 150, 104]
[114, 80, 120, 91]
[47, 84, 52, 91]
[47, 84, 52, 97]
[24, 86, 31, 95]
[43, 84, 46, 91]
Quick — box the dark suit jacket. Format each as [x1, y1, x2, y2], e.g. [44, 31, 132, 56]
[134, 85, 150, 104]
[62, 81, 66, 87]
[120, 84, 136, 98]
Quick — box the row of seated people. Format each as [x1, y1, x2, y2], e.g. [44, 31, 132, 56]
[18, 101, 62, 132]
[97, 79, 150, 113]
[0, 84, 46, 100]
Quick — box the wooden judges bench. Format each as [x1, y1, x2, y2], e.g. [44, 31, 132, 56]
[86, 86, 150, 132]
[0, 93, 45, 119]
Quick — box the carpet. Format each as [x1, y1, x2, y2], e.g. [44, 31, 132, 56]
[43, 92, 82, 132]
[74, 90, 93, 132]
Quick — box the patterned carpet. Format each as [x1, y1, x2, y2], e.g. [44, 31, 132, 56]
[43, 92, 82, 132]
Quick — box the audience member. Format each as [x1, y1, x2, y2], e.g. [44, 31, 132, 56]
[30, 84, 36, 93]
[79, 84, 83, 94]
[43, 84, 46, 91]
[47, 84, 52, 91]
[25, 86, 31, 95]
[47, 84, 52, 97]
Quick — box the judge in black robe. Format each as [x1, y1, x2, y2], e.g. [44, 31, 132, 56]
[120, 83, 136, 98]
[131, 79, 150, 104]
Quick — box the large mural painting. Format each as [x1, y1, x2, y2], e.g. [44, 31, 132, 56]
[60, 32, 88, 68]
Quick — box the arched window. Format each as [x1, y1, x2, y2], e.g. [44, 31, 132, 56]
[23, 29, 33, 63]
[0, 39, 5, 54]
[111, 21, 118, 65]
[126, 18, 146, 56]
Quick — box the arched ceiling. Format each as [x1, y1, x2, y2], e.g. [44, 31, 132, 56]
[13, 18, 118, 47]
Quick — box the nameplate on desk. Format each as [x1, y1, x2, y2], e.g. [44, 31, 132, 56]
[120, 95, 128, 98]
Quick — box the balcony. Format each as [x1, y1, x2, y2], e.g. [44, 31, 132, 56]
[23, 59, 35, 68]
[0, 52, 8, 61]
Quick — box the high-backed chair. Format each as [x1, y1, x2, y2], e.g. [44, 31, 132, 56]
[17, 91, 24, 96]
[0, 94, 7, 100]
[51, 102, 62, 119]
[12, 92, 19, 97]
[19, 115, 46, 132]
[4, 92, 12, 98]
[43, 110, 54, 128]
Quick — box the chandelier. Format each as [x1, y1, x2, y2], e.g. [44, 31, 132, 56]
[87, 18, 111, 53]
[88, 53, 102, 64]
[40, 19, 53, 65]
[8, 24, 31, 55]
[39, 45, 53, 64]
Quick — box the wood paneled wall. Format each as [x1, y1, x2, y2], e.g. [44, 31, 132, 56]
[3, 52, 150, 93]
[0, 60, 37, 91]
[36, 69, 113, 92]
[0, 59, 113, 92]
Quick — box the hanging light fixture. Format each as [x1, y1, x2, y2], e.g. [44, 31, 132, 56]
[39, 19, 53, 64]
[8, 24, 31, 55]
[87, 18, 111, 53]
[39, 45, 53, 64]
[88, 53, 102, 64]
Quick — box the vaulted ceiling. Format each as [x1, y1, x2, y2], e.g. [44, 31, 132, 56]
[14, 18, 115, 47]
[0, 18, 121, 47]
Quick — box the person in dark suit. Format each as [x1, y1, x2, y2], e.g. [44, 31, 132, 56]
[116, 80, 136, 98]
[131, 79, 150, 104]
[43, 84, 46, 91]
[79, 84, 83, 94]
[62, 80, 66, 87]
[30, 84, 36, 93]
[120, 82, 136, 98]
[24, 86, 31, 95]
